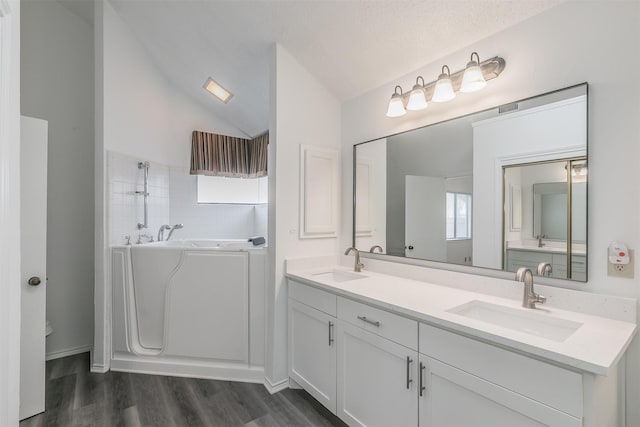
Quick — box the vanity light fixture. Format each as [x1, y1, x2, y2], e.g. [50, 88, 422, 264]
[203, 77, 233, 103]
[406, 76, 428, 111]
[385, 53, 505, 118]
[432, 65, 456, 102]
[460, 52, 487, 93]
[386, 85, 406, 117]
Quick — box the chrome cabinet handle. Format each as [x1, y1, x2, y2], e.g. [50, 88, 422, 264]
[328, 321, 334, 346]
[357, 316, 381, 327]
[419, 362, 426, 396]
[406, 356, 413, 389]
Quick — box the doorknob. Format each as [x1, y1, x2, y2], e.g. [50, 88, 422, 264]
[407, 245, 414, 250]
[28, 276, 41, 286]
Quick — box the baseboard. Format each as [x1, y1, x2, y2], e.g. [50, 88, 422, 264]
[264, 376, 289, 394]
[46, 345, 93, 361]
[111, 352, 264, 383]
[90, 364, 109, 374]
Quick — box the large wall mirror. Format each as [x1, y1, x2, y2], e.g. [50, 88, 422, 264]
[353, 83, 588, 282]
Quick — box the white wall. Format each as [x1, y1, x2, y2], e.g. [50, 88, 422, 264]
[341, 2, 640, 424]
[0, 0, 21, 424]
[94, 0, 254, 370]
[21, 0, 95, 359]
[266, 44, 341, 387]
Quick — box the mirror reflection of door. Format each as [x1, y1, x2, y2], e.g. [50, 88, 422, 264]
[405, 175, 446, 261]
[503, 159, 586, 280]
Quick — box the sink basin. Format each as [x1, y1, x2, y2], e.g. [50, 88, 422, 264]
[447, 300, 583, 342]
[311, 269, 367, 283]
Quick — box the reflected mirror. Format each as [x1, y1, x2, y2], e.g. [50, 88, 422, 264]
[353, 83, 587, 282]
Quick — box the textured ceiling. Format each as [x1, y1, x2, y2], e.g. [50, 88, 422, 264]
[109, 0, 563, 137]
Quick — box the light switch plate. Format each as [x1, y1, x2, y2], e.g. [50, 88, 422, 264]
[607, 249, 634, 278]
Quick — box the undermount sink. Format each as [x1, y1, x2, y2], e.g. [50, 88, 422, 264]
[311, 269, 367, 283]
[447, 300, 583, 342]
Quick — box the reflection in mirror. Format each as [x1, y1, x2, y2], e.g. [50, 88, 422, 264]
[503, 159, 587, 281]
[353, 83, 587, 282]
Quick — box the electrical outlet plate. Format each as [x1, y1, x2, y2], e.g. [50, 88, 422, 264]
[607, 249, 634, 278]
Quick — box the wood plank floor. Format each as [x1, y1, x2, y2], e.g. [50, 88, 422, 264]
[20, 353, 347, 427]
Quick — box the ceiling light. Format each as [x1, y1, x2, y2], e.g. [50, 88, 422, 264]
[406, 76, 428, 111]
[432, 65, 456, 102]
[384, 53, 505, 118]
[460, 52, 487, 93]
[203, 77, 233, 103]
[386, 86, 406, 117]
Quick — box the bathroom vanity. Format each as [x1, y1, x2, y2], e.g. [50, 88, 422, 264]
[286, 257, 636, 427]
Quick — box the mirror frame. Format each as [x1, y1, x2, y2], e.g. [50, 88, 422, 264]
[352, 82, 589, 283]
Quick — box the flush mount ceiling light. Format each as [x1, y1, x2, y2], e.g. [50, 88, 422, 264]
[460, 52, 487, 93]
[385, 53, 505, 118]
[386, 85, 406, 117]
[406, 76, 428, 111]
[203, 77, 233, 103]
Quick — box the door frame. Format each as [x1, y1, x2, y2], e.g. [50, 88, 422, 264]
[0, 0, 22, 425]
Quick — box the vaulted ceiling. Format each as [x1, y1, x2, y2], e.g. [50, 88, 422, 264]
[108, 0, 563, 137]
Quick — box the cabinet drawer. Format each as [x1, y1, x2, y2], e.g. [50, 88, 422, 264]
[289, 280, 337, 316]
[419, 323, 583, 418]
[338, 297, 417, 350]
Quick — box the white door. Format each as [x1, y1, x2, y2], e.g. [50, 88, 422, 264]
[337, 321, 418, 427]
[20, 116, 48, 420]
[418, 355, 581, 427]
[289, 300, 337, 412]
[405, 175, 446, 261]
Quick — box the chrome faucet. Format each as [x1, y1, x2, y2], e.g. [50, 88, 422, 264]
[536, 234, 547, 248]
[166, 223, 184, 241]
[515, 267, 547, 309]
[537, 262, 552, 277]
[344, 247, 364, 272]
[157, 224, 171, 241]
[369, 245, 383, 253]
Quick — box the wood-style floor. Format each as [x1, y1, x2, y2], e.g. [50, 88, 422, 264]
[20, 353, 347, 427]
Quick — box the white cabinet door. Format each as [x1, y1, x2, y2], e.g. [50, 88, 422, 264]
[337, 321, 418, 427]
[289, 300, 337, 412]
[418, 355, 581, 427]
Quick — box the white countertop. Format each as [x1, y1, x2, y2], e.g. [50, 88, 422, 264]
[286, 264, 636, 376]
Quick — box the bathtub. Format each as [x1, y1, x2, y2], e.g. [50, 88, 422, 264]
[110, 239, 266, 382]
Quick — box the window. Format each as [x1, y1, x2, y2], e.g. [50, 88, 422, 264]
[197, 175, 268, 204]
[446, 192, 471, 240]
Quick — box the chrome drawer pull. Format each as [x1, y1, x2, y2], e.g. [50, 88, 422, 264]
[406, 356, 413, 389]
[357, 315, 381, 327]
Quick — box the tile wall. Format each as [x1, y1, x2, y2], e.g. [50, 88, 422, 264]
[107, 152, 268, 246]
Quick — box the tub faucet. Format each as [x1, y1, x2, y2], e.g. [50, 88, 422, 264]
[537, 262, 552, 277]
[344, 247, 364, 272]
[369, 245, 383, 253]
[536, 234, 547, 248]
[166, 224, 184, 241]
[157, 224, 171, 241]
[515, 267, 547, 309]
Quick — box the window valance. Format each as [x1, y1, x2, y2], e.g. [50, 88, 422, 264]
[190, 130, 268, 178]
